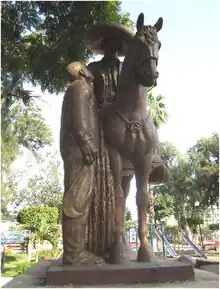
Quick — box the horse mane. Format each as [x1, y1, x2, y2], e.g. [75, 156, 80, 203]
[135, 25, 159, 44]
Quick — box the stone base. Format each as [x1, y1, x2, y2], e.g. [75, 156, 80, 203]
[46, 259, 195, 286]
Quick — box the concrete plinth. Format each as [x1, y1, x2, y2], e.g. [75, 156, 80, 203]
[47, 259, 195, 286]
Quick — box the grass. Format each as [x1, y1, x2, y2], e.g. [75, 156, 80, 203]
[2, 248, 62, 278]
[2, 254, 36, 277]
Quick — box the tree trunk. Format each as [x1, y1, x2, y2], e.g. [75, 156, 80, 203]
[180, 216, 193, 240]
[26, 241, 32, 262]
[35, 242, 39, 263]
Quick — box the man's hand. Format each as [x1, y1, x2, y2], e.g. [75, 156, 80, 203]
[81, 139, 98, 166]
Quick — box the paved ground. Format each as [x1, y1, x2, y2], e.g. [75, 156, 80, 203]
[0, 277, 13, 287]
[1, 249, 219, 288]
[2, 259, 219, 288]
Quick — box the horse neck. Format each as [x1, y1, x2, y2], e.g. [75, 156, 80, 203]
[115, 55, 148, 112]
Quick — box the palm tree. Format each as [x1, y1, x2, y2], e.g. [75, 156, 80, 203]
[148, 93, 168, 129]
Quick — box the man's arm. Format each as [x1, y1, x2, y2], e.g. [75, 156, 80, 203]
[65, 81, 93, 146]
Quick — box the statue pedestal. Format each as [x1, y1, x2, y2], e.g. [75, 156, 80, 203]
[46, 259, 195, 286]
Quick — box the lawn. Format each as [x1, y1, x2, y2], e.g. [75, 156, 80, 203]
[2, 254, 36, 277]
[2, 249, 62, 277]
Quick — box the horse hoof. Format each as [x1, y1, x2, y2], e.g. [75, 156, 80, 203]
[137, 245, 157, 262]
[107, 241, 130, 264]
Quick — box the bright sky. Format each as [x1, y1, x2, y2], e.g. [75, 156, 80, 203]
[14, 0, 220, 219]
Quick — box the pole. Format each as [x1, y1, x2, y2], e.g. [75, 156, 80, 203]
[161, 222, 166, 259]
[199, 224, 204, 250]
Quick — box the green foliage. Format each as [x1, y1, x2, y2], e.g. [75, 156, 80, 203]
[1, 99, 53, 218]
[188, 133, 219, 207]
[1, 176, 18, 218]
[1, 100, 53, 172]
[14, 154, 62, 208]
[187, 216, 204, 234]
[38, 249, 62, 260]
[156, 133, 219, 237]
[148, 93, 168, 129]
[153, 189, 175, 222]
[125, 207, 132, 221]
[208, 223, 219, 231]
[17, 206, 59, 232]
[15, 261, 32, 275]
[124, 207, 135, 229]
[17, 206, 59, 259]
[124, 220, 136, 230]
[1, 1, 132, 103]
[43, 226, 61, 249]
[160, 141, 182, 168]
[3, 254, 35, 277]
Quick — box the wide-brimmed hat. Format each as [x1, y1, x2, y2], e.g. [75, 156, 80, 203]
[84, 22, 134, 56]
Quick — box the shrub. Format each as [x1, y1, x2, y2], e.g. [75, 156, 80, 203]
[38, 249, 61, 260]
[15, 261, 32, 274]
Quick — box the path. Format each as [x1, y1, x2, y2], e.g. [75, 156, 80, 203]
[0, 277, 13, 287]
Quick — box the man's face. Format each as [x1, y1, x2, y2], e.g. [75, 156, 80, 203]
[101, 38, 121, 59]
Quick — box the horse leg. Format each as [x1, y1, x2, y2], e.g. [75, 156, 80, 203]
[122, 174, 133, 208]
[107, 147, 129, 264]
[134, 153, 157, 262]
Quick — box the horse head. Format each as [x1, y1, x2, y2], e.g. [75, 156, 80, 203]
[128, 13, 163, 88]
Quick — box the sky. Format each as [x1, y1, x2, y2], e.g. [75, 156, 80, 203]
[15, 0, 220, 220]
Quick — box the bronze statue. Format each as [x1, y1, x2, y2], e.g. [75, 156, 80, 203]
[85, 25, 134, 262]
[86, 22, 169, 220]
[60, 62, 104, 265]
[85, 19, 169, 262]
[60, 13, 169, 266]
[86, 27, 134, 218]
[100, 13, 165, 263]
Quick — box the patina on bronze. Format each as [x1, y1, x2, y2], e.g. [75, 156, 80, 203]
[100, 13, 166, 263]
[85, 17, 169, 263]
[60, 62, 105, 265]
[86, 24, 134, 263]
[86, 21, 169, 212]
[60, 14, 169, 266]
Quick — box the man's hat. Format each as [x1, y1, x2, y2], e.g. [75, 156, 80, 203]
[84, 22, 134, 56]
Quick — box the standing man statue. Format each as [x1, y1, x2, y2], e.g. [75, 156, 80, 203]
[60, 62, 104, 265]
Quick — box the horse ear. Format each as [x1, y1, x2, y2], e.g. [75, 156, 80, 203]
[136, 13, 144, 31]
[154, 17, 163, 32]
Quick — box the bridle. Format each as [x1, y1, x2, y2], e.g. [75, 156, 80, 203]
[140, 55, 158, 92]
[147, 83, 156, 93]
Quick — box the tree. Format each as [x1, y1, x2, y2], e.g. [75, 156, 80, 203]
[125, 207, 132, 221]
[1, 100, 53, 173]
[125, 207, 135, 229]
[155, 142, 194, 238]
[148, 93, 168, 129]
[17, 206, 59, 261]
[1, 1, 132, 109]
[160, 141, 182, 168]
[188, 133, 219, 208]
[1, 174, 18, 219]
[1, 99, 53, 218]
[12, 153, 63, 208]
[153, 187, 175, 223]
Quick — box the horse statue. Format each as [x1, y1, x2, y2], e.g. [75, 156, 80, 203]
[102, 13, 163, 264]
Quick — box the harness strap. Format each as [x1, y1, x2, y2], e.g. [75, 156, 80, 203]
[116, 110, 151, 154]
[116, 110, 150, 132]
